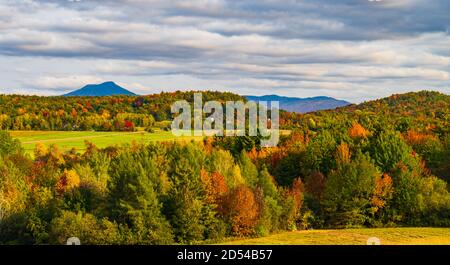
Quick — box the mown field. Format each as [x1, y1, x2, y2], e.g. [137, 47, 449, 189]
[221, 228, 450, 245]
[9, 130, 201, 155]
[9, 129, 291, 155]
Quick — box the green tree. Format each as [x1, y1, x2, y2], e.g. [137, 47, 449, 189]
[258, 167, 278, 198]
[207, 149, 244, 189]
[238, 150, 259, 188]
[107, 152, 173, 244]
[322, 151, 380, 227]
[302, 131, 337, 176]
[0, 131, 22, 157]
[370, 130, 415, 173]
[165, 143, 213, 243]
[273, 151, 303, 186]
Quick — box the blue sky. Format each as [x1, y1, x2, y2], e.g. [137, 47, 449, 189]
[0, 0, 449, 102]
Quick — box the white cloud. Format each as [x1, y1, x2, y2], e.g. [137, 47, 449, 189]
[31, 75, 104, 91]
[0, 0, 448, 102]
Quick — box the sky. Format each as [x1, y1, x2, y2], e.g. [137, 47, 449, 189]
[0, 0, 449, 103]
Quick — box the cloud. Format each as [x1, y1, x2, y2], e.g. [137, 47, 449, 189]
[0, 0, 449, 102]
[29, 75, 104, 92]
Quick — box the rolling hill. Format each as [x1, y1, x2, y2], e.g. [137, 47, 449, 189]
[245, 94, 350, 113]
[288, 91, 449, 127]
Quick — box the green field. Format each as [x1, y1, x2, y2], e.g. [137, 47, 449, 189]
[221, 228, 450, 245]
[10, 129, 290, 156]
[9, 130, 201, 155]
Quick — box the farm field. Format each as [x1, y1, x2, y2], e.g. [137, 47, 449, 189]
[220, 228, 450, 245]
[9, 129, 291, 155]
[9, 130, 201, 155]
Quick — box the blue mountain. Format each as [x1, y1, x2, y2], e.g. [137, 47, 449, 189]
[64, 81, 137, 96]
[245, 94, 350, 113]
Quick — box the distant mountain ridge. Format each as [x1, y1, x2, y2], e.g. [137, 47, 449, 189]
[64, 81, 136, 96]
[245, 94, 351, 113]
[64, 82, 350, 113]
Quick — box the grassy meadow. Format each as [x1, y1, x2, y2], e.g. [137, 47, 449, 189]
[9, 129, 291, 156]
[221, 228, 450, 245]
[9, 130, 201, 155]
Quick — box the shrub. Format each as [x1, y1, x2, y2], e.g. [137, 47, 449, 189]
[50, 211, 121, 245]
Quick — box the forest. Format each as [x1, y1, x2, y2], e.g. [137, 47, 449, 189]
[0, 90, 449, 244]
[0, 91, 244, 132]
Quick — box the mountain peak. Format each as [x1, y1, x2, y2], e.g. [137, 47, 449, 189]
[102, 81, 116, 85]
[64, 81, 137, 97]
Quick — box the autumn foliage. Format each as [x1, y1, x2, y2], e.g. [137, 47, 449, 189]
[349, 122, 370, 139]
[305, 171, 326, 200]
[404, 129, 437, 145]
[290, 178, 304, 215]
[372, 173, 393, 211]
[335, 142, 351, 164]
[1, 91, 450, 245]
[200, 170, 228, 205]
[221, 185, 260, 236]
[55, 169, 80, 194]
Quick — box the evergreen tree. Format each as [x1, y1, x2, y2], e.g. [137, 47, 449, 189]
[107, 152, 173, 244]
[322, 151, 380, 227]
[370, 130, 415, 173]
[238, 150, 259, 188]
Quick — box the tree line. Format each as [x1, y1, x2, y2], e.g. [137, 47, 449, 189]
[0, 91, 244, 131]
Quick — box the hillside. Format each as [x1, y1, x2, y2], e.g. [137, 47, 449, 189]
[64, 81, 137, 96]
[342, 91, 449, 116]
[282, 91, 450, 134]
[274, 90, 450, 185]
[246, 95, 350, 113]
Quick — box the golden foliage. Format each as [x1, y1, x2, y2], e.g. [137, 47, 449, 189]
[34, 142, 48, 158]
[203, 137, 214, 154]
[230, 165, 245, 188]
[101, 109, 111, 119]
[285, 131, 306, 147]
[56, 169, 80, 194]
[336, 142, 351, 164]
[50, 144, 65, 165]
[372, 173, 393, 211]
[349, 122, 369, 139]
[70, 108, 78, 118]
[247, 147, 272, 162]
[404, 129, 436, 145]
[247, 147, 287, 170]
[200, 169, 228, 205]
[18, 108, 26, 115]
